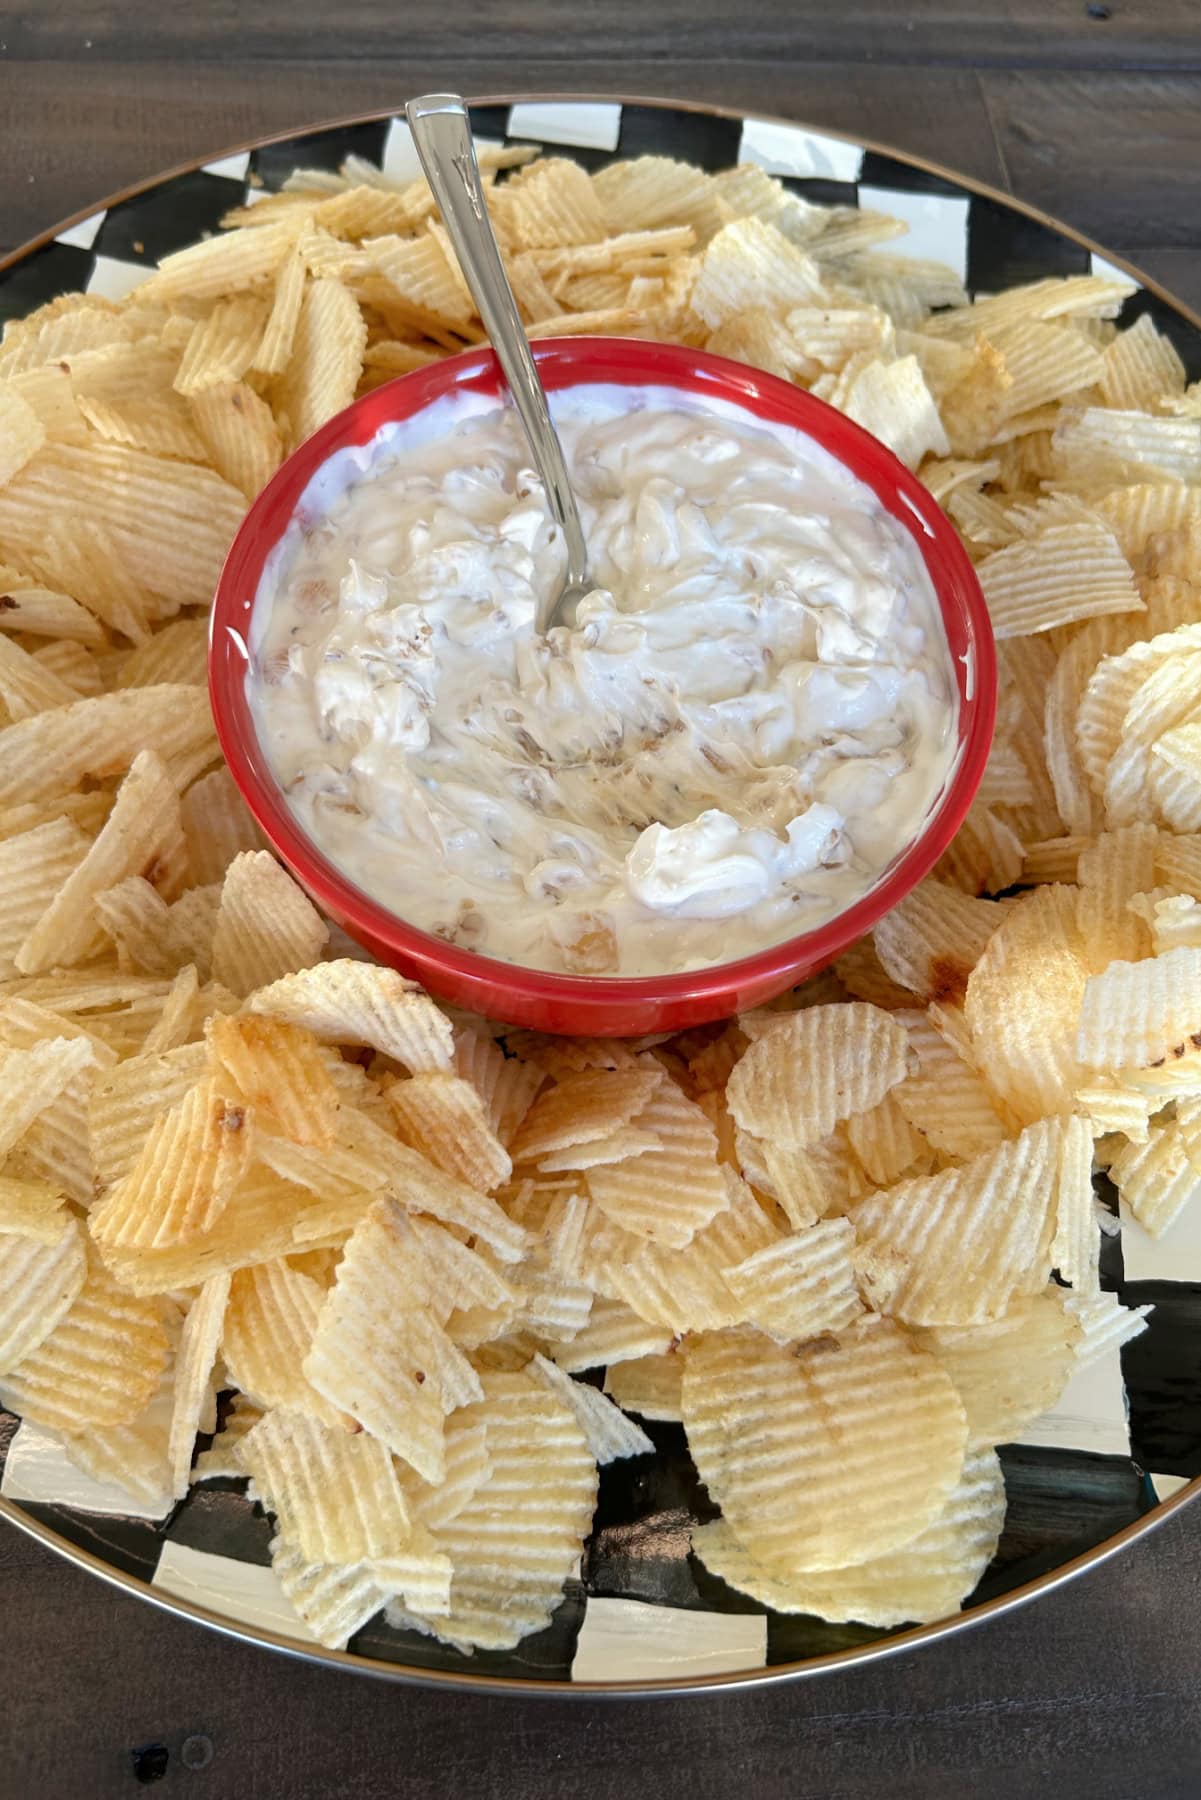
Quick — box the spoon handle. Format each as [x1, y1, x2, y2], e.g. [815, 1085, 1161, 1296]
[406, 94, 589, 627]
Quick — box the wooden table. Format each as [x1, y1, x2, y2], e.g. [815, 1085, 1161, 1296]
[3, 5, 1201, 1794]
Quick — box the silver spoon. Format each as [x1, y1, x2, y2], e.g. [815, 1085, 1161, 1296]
[406, 93, 592, 634]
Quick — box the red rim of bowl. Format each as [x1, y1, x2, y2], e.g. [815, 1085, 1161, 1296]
[209, 337, 996, 1030]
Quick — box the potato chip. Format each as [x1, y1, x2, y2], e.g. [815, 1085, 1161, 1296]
[88, 1041, 206, 1185]
[251, 246, 307, 376]
[208, 1012, 339, 1150]
[268, 1538, 390, 1648]
[0, 384, 46, 488]
[843, 355, 950, 470]
[963, 885, 1089, 1124]
[690, 218, 824, 330]
[141, 216, 306, 305]
[850, 1117, 1061, 1325]
[172, 297, 266, 397]
[845, 1093, 931, 1188]
[693, 1445, 1003, 1626]
[212, 850, 329, 997]
[0, 817, 91, 971]
[0, 1217, 86, 1374]
[0, 1175, 69, 1245]
[0, 1237, 168, 1431]
[0, 1035, 97, 1160]
[321, 1108, 528, 1264]
[386, 1072, 511, 1192]
[735, 1130, 837, 1228]
[602, 1350, 683, 1422]
[192, 1391, 264, 1481]
[1076, 944, 1201, 1070]
[249, 958, 453, 1071]
[221, 1259, 342, 1424]
[915, 1291, 1080, 1449]
[388, 1368, 595, 1652]
[530, 1352, 654, 1464]
[59, 1372, 175, 1511]
[581, 1069, 728, 1249]
[180, 767, 263, 886]
[1110, 1121, 1201, 1238]
[593, 157, 720, 239]
[923, 275, 1133, 345]
[303, 1196, 478, 1480]
[1051, 1113, 1101, 1293]
[190, 380, 283, 499]
[1065, 1288, 1151, 1366]
[1054, 406, 1201, 484]
[726, 1002, 910, 1150]
[166, 1273, 229, 1496]
[683, 1319, 966, 1574]
[585, 1166, 779, 1335]
[991, 318, 1105, 418]
[90, 1073, 254, 1249]
[719, 1220, 863, 1343]
[872, 880, 1000, 1005]
[16, 749, 187, 974]
[976, 521, 1141, 639]
[241, 1405, 413, 1566]
[0, 443, 247, 614]
[275, 277, 368, 449]
[551, 1296, 674, 1374]
[1098, 310, 1186, 410]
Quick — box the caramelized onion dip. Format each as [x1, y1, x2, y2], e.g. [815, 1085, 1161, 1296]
[249, 385, 959, 976]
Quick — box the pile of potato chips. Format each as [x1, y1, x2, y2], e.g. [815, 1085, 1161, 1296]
[0, 139, 1196, 1655]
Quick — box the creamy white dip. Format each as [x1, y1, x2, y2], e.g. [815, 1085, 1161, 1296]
[249, 384, 958, 976]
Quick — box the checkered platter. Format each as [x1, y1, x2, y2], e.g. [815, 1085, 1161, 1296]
[1, 98, 1198, 1693]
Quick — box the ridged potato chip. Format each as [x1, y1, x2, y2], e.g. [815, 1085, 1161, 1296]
[303, 1196, 474, 1481]
[180, 768, 264, 887]
[510, 1067, 661, 1164]
[240, 1405, 414, 1566]
[603, 1350, 683, 1421]
[1110, 1121, 1201, 1238]
[0, 1175, 69, 1244]
[726, 1003, 910, 1150]
[212, 850, 329, 997]
[208, 1012, 339, 1150]
[222, 1259, 343, 1425]
[531, 1352, 654, 1464]
[693, 1446, 1003, 1626]
[388, 1369, 595, 1652]
[249, 958, 453, 1071]
[16, 750, 186, 973]
[0, 1243, 168, 1430]
[720, 1220, 863, 1343]
[872, 881, 1001, 1005]
[1076, 944, 1201, 1070]
[584, 1069, 729, 1249]
[915, 1292, 1079, 1448]
[167, 1273, 230, 1496]
[850, 1117, 1061, 1326]
[0, 1217, 87, 1374]
[683, 1319, 967, 1574]
[90, 1073, 255, 1250]
[386, 1072, 511, 1192]
[964, 885, 1089, 1124]
[88, 1041, 207, 1186]
[551, 1296, 674, 1374]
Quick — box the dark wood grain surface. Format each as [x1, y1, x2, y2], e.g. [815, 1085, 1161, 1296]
[3, 5, 1201, 1794]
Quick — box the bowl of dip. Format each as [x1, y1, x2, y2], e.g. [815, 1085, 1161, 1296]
[210, 337, 994, 1035]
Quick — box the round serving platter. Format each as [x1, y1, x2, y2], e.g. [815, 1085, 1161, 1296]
[0, 95, 1199, 1696]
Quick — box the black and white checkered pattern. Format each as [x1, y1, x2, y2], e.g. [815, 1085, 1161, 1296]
[1, 100, 1198, 1686]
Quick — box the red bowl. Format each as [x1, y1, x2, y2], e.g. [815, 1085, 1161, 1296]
[210, 337, 995, 1035]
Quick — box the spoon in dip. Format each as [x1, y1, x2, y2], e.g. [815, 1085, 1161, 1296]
[406, 93, 593, 633]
